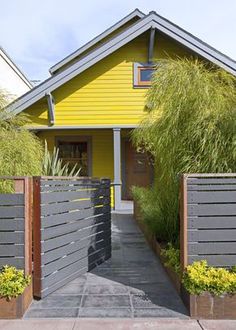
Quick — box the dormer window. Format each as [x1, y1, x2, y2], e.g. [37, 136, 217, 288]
[133, 63, 155, 87]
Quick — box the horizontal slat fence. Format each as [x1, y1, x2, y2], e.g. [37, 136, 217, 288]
[180, 174, 236, 272]
[0, 177, 32, 275]
[33, 176, 111, 298]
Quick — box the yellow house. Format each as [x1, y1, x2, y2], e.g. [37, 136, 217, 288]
[8, 9, 236, 210]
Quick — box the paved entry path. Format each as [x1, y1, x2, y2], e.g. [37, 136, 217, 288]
[25, 213, 188, 318]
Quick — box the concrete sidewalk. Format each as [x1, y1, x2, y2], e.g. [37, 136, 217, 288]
[0, 319, 236, 330]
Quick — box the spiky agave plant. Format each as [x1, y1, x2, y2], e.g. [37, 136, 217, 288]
[42, 141, 81, 177]
[132, 58, 236, 243]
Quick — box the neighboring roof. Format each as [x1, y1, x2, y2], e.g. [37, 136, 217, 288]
[7, 10, 236, 116]
[49, 8, 145, 74]
[0, 47, 33, 89]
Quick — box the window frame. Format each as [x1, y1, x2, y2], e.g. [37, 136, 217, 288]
[133, 62, 155, 88]
[55, 136, 92, 176]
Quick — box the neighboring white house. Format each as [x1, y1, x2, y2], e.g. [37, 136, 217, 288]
[0, 47, 32, 100]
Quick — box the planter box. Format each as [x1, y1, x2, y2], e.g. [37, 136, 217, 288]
[133, 199, 236, 319]
[0, 282, 32, 319]
[181, 287, 236, 319]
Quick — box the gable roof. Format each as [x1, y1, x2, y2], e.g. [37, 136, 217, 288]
[7, 10, 236, 116]
[0, 47, 33, 89]
[49, 8, 145, 74]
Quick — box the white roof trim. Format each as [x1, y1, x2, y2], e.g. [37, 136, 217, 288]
[49, 9, 145, 74]
[7, 11, 236, 116]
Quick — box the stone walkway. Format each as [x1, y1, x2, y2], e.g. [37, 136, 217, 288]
[25, 213, 187, 318]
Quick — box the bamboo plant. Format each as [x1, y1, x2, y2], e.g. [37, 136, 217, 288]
[132, 58, 236, 243]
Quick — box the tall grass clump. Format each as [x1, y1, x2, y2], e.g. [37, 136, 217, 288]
[132, 58, 236, 244]
[0, 89, 43, 192]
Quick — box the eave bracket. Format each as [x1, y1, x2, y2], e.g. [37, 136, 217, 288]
[148, 27, 155, 63]
[45, 92, 55, 126]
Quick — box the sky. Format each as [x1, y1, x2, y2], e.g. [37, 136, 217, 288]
[1, 0, 236, 82]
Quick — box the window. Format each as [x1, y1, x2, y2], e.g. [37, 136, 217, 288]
[57, 138, 91, 176]
[133, 63, 155, 87]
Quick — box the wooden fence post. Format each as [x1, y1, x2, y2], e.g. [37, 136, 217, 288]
[24, 177, 33, 276]
[180, 174, 188, 273]
[32, 176, 41, 298]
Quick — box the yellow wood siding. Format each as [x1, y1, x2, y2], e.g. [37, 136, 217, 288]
[38, 129, 119, 205]
[25, 31, 193, 127]
[38, 129, 114, 178]
[24, 30, 196, 204]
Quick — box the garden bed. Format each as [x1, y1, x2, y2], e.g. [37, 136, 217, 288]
[133, 200, 236, 319]
[0, 282, 32, 319]
[134, 200, 180, 293]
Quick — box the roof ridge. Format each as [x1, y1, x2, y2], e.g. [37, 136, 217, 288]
[6, 10, 236, 116]
[49, 8, 145, 74]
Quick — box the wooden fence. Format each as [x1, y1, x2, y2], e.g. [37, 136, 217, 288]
[33, 176, 111, 298]
[180, 174, 236, 272]
[0, 177, 32, 275]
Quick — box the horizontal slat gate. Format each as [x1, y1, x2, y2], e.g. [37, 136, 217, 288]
[33, 177, 111, 298]
[180, 174, 236, 270]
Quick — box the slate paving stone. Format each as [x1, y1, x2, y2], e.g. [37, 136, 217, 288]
[53, 283, 85, 294]
[81, 294, 131, 308]
[31, 295, 82, 308]
[25, 308, 79, 318]
[128, 283, 174, 295]
[84, 284, 129, 295]
[79, 308, 132, 318]
[67, 274, 87, 285]
[133, 308, 188, 318]
[25, 213, 187, 319]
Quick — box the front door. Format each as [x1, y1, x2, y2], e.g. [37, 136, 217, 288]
[122, 140, 152, 200]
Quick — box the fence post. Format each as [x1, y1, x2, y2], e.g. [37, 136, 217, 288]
[180, 174, 188, 273]
[32, 176, 41, 298]
[24, 177, 33, 275]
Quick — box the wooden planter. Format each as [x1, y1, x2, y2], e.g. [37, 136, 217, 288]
[181, 287, 236, 319]
[133, 199, 236, 319]
[0, 282, 32, 319]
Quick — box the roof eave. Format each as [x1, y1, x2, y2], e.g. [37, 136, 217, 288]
[7, 11, 236, 116]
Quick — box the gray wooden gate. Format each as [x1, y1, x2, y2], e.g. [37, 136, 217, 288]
[33, 177, 111, 298]
[180, 174, 236, 271]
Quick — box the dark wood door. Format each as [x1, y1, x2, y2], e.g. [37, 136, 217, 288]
[123, 140, 152, 200]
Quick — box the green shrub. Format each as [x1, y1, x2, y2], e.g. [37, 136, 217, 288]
[161, 243, 180, 275]
[132, 59, 236, 243]
[0, 265, 31, 300]
[0, 90, 43, 192]
[182, 260, 236, 295]
[42, 141, 81, 176]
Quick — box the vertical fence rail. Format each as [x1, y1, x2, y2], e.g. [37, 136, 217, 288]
[179, 174, 188, 273]
[0, 177, 32, 275]
[180, 173, 236, 271]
